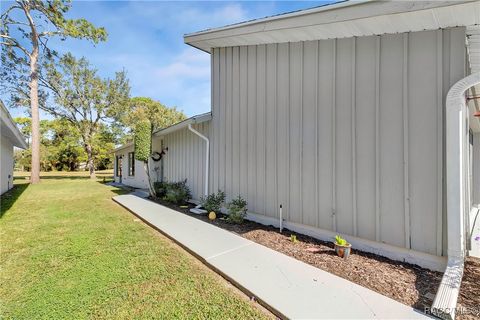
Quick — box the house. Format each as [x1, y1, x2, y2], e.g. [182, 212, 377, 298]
[1, 101, 27, 194]
[115, 1, 479, 318]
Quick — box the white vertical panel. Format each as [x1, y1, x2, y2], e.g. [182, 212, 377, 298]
[317, 39, 334, 229]
[247, 46, 257, 212]
[211, 49, 219, 193]
[256, 44, 266, 215]
[302, 40, 317, 227]
[232, 46, 241, 198]
[265, 43, 277, 218]
[408, 30, 439, 255]
[219, 48, 227, 193]
[276, 43, 290, 220]
[289, 42, 303, 223]
[225, 47, 233, 201]
[335, 38, 354, 236]
[403, 34, 411, 250]
[239, 46, 248, 199]
[379, 34, 405, 248]
[355, 36, 376, 241]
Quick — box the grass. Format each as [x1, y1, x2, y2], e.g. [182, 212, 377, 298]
[1, 172, 268, 319]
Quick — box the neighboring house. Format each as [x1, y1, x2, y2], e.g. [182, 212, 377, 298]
[116, 1, 479, 317]
[1, 101, 27, 194]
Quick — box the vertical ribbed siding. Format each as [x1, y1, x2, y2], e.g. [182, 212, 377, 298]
[162, 122, 210, 201]
[210, 27, 466, 256]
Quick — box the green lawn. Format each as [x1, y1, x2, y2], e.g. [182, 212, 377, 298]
[0, 173, 268, 319]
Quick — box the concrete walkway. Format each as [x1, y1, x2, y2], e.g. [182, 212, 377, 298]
[113, 194, 429, 319]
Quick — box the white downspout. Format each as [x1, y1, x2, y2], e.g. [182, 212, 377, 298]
[188, 123, 209, 198]
[432, 72, 480, 320]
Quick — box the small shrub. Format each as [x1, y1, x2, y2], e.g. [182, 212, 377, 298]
[153, 181, 167, 198]
[226, 195, 247, 224]
[159, 180, 191, 205]
[201, 190, 225, 213]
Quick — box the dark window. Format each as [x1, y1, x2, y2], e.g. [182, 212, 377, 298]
[128, 152, 135, 176]
[115, 156, 122, 177]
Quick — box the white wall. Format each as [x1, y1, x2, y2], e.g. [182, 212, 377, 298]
[114, 122, 210, 201]
[210, 27, 466, 257]
[1, 136, 14, 194]
[114, 144, 149, 189]
[159, 122, 210, 201]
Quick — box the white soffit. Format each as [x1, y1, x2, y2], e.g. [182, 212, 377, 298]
[184, 0, 480, 52]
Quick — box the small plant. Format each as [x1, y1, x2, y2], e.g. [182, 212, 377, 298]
[290, 234, 298, 243]
[159, 180, 191, 205]
[335, 235, 348, 246]
[226, 195, 247, 224]
[333, 235, 351, 259]
[201, 190, 225, 213]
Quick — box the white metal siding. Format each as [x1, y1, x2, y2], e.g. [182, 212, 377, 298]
[0, 136, 14, 195]
[161, 122, 210, 201]
[211, 27, 466, 256]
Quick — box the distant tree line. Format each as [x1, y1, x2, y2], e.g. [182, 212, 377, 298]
[1, 0, 186, 179]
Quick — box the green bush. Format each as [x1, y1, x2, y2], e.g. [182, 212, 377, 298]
[159, 180, 191, 205]
[153, 181, 167, 198]
[201, 190, 225, 213]
[226, 196, 247, 224]
[134, 119, 151, 162]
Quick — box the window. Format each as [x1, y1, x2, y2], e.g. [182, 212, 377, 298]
[115, 155, 122, 177]
[128, 152, 135, 176]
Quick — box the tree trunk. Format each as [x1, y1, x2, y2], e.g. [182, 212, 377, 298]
[144, 160, 155, 198]
[85, 143, 96, 179]
[29, 43, 40, 184]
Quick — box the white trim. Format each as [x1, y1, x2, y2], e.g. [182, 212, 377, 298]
[432, 72, 480, 320]
[113, 113, 212, 153]
[244, 211, 447, 272]
[0, 101, 27, 149]
[184, 1, 478, 52]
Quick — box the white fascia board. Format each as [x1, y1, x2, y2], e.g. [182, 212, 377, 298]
[113, 112, 212, 153]
[185, 1, 478, 52]
[153, 112, 211, 137]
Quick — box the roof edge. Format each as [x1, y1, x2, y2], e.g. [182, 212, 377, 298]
[1, 101, 28, 149]
[113, 112, 212, 153]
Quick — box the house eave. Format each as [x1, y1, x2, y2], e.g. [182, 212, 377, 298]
[113, 112, 212, 153]
[184, 0, 479, 53]
[1, 101, 28, 149]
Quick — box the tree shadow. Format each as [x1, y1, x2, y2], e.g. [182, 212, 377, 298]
[0, 182, 29, 218]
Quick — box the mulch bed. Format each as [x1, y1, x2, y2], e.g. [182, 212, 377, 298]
[152, 199, 479, 314]
[457, 256, 480, 320]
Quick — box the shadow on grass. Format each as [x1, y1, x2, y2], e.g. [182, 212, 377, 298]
[0, 182, 29, 218]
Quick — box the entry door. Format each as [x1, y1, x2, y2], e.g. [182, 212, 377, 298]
[116, 155, 123, 183]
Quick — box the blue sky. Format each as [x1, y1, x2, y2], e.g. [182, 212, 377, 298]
[4, 1, 334, 118]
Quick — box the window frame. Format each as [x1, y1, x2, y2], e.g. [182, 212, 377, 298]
[128, 152, 135, 176]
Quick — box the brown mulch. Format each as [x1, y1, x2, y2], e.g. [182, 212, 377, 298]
[153, 200, 460, 312]
[457, 256, 480, 320]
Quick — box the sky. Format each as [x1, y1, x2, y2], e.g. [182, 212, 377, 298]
[3, 0, 335, 118]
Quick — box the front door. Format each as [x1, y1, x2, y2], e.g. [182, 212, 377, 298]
[116, 155, 122, 183]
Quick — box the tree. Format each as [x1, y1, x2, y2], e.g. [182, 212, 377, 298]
[1, 0, 107, 183]
[134, 119, 155, 196]
[126, 97, 186, 133]
[42, 53, 130, 178]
